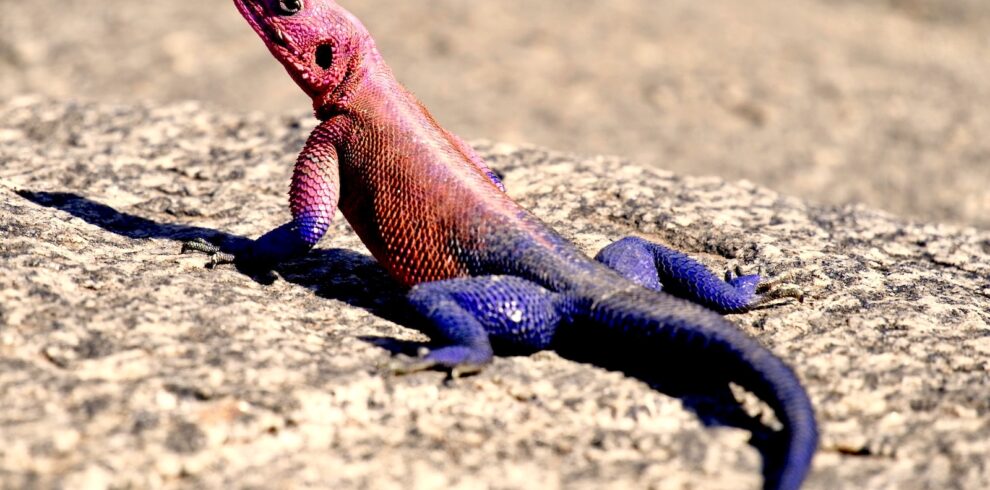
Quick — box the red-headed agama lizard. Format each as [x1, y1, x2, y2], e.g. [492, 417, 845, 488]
[183, 1, 817, 488]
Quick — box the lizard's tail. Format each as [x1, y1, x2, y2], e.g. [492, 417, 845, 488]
[573, 287, 817, 490]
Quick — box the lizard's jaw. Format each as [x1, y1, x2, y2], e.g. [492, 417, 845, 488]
[233, 0, 293, 57]
[232, 0, 332, 99]
[231, 0, 375, 115]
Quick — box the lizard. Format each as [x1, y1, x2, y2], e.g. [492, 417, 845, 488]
[184, 0, 817, 488]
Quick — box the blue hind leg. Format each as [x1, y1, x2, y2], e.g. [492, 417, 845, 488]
[394, 276, 569, 377]
[594, 236, 801, 313]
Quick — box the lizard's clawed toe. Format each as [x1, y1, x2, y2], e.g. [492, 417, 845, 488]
[181, 237, 237, 268]
[752, 269, 806, 307]
[724, 264, 807, 309]
[387, 347, 436, 376]
[387, 347, 488, 379]
[388, 356, 437, 376]
[758, 284, 805, 304]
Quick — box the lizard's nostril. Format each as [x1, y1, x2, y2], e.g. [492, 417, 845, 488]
[315, 44, 334, 70]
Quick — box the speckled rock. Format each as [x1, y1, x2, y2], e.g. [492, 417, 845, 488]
[1, 97, 988, 489]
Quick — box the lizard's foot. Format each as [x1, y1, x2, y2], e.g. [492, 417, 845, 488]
[595, 236, 804, 313]
[388, 347, 488, 379]
[392, 275, 566, 380]
[181, 237, 237, 268]
[725, 265, 804, 309]
[387, 349, 437, 375]
[181, 221, 316, 270]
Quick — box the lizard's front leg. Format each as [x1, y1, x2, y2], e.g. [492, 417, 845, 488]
[595, 236, 802, 313]
[184, 120, 343, 268]
[394, 276, 571, 378]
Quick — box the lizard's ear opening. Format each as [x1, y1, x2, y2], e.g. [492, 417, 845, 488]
[315, 43, 334, 70]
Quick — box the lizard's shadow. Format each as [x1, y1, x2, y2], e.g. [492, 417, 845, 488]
[15, 189, 416, 330]
[18, 189, 792, 485]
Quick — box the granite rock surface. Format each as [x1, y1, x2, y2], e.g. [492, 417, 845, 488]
[1, 98, 989, 489]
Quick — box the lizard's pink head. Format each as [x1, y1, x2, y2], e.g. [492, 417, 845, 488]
[234, 0, 373, 114]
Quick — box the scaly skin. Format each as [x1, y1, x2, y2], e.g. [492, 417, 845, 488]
[186, 1, 817, 488]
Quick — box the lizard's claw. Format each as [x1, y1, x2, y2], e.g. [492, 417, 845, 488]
[725, 264, 805, 309]
[754, 269, 804, 301]
[388, 347, 486, 379]
[756, 275, 805, 302]
[181, 237, 237, 268]
[388, 353, 438, 376]
[387, 347, 433, 375]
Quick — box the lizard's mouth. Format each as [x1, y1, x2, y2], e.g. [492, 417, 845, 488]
[233, 0, 293, 55]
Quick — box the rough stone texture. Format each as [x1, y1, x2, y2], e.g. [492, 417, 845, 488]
[1, 98, 988, 489]
[2, 0, 989, 228]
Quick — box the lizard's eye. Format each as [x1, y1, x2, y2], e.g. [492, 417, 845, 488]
[275, 0, 303, 16]
[315, 43, 334, 69]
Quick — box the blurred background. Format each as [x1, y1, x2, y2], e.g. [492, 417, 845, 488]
[2, 0, 988, 228]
